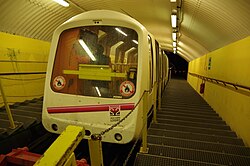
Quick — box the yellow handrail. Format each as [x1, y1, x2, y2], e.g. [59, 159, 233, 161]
[189, 72, 250, 91]
[34, 125, 85, 166]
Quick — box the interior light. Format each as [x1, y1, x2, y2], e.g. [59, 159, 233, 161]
[173, 47, 177, 51]
[173, 41, 177, 47]
[115, 28, 127, 36]
[171, 14, 177, 28]
[174, 50, 177, 54]
[78, 39, 96, 61]
[95, 87, 101, 97]
[132, 40, 138, 44]
[172, 32, 177, 41]
[53, 0, 69, 7]
[170, 0, 177, 2]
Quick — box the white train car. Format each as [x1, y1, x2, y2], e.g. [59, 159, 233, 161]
[42, 10, 168, 144]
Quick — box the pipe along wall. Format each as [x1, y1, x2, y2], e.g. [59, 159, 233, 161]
[0, 32, 50, 107]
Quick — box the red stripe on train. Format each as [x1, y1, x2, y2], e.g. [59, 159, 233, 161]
[47, 103, 135, 114]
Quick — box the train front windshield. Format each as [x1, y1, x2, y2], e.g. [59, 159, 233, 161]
[51, 26, 138, 98]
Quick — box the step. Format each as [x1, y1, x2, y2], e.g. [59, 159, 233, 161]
[135, 153, 222, 166]
[150, 123, 237, 137]
[0, 119, 23, 136]
[162, 95, 206, 99]
[18, 106, 42, 112]
[162, 98, 206, 103]
[157, 110, 221, 120]
[10, 99, 43, 109]
[156, 114, 226, 125]
[163, 92, 204, 95]
[156, 118, 230, 130]
[159, 107, 218, 116]
[161, 104, 211, 110]
[147, 135, 250, 156]
[0, 113, 37, 129]
[161, 105, 215, 113]
[163, 102, 211, 108]
[28, 102, 43, 108]
[145, 144, 250, 166]
[0, 128, 7, 138]
[148, 128, 244, 146]
[11, 109, 42, 121]
[162, 103, 212, 110]
[30, 97, 43, 103]
[162, 99, 206, 103]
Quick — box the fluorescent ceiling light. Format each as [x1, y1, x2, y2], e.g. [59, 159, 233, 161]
[132, 40, 138, 44]
[115, 28, 127, 36]
[173, 47, 177, 51]
[171, 14, 177, 28]
[172, 32, 177, 41]
[53, 0, 69, 7]
[78, 39, 96, 61]
[173, 41, 177, 47]
[170, 0, 177, 2]
[173, 50, 177, 54]
[95, 87, 101, 97]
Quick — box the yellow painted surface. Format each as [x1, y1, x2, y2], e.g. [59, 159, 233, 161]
[63, 64, 126, 81]
[0, 32, 50, 106]
[34, 125, 84, 166]
[188, 36, 250, 146]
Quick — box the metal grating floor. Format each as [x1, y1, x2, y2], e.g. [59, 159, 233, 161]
[135, 154, 222, 166]
[146, 144, 250, 165]
[155, 114, 226, 125]
[148, 135, 250, 156]
[134, 79, 250, 166]
[148, 128, 244, 146]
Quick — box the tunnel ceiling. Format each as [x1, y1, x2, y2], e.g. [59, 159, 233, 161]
[0, 0, 249, 61]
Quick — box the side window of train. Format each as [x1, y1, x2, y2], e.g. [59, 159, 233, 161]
[148, 35, 153, 91]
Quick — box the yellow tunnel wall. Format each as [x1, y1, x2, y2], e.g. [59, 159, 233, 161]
[0, 32, 50, 107]
[188, 36, 250, 146]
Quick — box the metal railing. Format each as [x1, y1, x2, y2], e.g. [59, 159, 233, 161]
[0, 72, 46, 129]
[0, 72, 46, 76]
[189, 72, 250, 92]
[0, 78, 16, 129]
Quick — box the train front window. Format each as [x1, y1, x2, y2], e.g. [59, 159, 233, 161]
[51, 26, 138, 98]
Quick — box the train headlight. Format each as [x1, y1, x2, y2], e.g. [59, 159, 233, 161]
[114, 133, 122, 141]
[51, 124, 58, 131]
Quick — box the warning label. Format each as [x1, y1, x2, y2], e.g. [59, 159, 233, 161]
[119, 81, 135, 97]
[53, 76, 66, 90]
[109, 105, 120, 122]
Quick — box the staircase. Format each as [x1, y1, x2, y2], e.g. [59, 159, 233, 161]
[134, 79, 250, 166]
[0, 97, 47, 154]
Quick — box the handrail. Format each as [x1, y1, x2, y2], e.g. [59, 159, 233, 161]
[0, 72, 46, 76]
[0, 60, 47, 63]
[189, 72, 250, 91]
[0, 72, 46, 128]
[34, 125, 85, 166]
